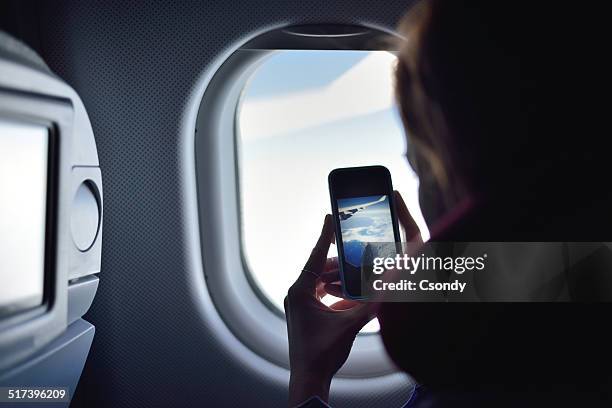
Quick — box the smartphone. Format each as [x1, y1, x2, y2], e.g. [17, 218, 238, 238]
[328, 165, 401, 299]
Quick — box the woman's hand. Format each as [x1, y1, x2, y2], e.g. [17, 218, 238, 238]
[285, 215, 376, 406]
[394, 190, 422, 244]
[285, 193, 419, 406]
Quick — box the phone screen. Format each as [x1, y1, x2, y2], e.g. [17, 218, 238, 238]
[329, 166, 400, 299]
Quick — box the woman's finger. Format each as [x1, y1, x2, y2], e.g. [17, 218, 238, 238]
[324, 257, 338, 272]
[344, 302, 380, 329]
[320, 268, 340, 283]
[323, 283, 344, 298]
[294, 215, 335, 294]
[394, 190, 421, 242]
[329, 299, 360, 311]
[315, 279, 326, 300]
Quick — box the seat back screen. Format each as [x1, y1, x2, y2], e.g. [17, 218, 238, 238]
[0, 120, 50, 318]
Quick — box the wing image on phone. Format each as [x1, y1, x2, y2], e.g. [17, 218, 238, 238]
[329, 166, 401, 299]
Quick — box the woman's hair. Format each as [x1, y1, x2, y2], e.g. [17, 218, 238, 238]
[394, 0, 564, 211]
[395, 1, 456, 201]
[393, 1, 608, 239]
[381, 1, 612, 393]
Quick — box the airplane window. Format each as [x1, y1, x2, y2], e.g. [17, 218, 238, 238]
[236, 50, 429, 333]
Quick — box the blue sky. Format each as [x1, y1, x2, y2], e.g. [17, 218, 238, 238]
[246, 51, 368, 99]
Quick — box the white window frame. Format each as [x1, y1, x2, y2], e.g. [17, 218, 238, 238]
[188, 25, 414, 393]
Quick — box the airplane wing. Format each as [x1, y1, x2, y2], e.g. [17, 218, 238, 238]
[338, 195, 386, 220]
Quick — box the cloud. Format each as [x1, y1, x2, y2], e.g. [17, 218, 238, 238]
[239, 52, 397, 141]
[341, 212, 394, 242]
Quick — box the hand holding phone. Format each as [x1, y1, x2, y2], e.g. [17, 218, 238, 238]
[328, 166, 401, 299]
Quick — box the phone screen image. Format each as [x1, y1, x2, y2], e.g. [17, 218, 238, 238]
[337, 195, 395, 270]
[329, 166, 400, 299]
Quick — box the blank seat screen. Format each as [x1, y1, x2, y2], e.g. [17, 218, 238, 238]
[0, 120, 50, 317]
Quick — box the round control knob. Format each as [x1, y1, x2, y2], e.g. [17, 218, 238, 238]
[71, 181, 100, 251]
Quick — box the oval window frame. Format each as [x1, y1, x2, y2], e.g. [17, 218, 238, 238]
[194, 24, 414, 386]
